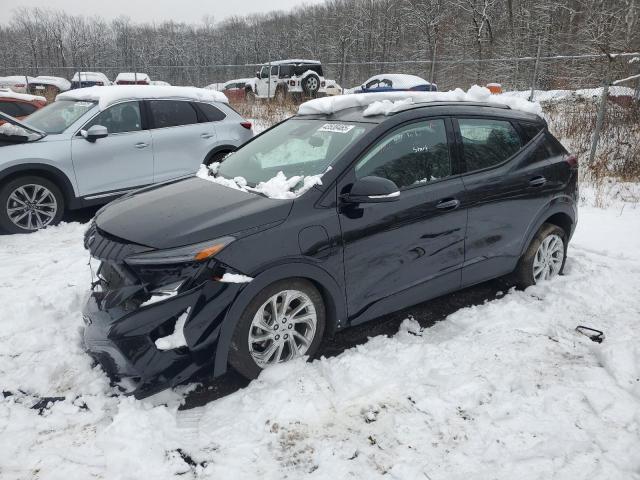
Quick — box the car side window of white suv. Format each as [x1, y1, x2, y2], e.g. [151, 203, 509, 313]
[84, 101, 142, 134]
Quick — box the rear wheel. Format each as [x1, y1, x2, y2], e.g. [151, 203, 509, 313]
[205, 150, 231, 166]
[0, 176, 65, 233]
[514, 223, 566, 288]
[302, 74, 320, 97]
[229, 279, 326, 379]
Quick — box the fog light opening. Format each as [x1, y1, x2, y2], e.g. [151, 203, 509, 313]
[154, 308, 190, 351]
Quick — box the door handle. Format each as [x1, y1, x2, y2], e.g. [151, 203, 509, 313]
[201, 133, 214, 139]
[529, 176, 547, 187]
[436, 198, 460, 210]
[135, 142, 149, 149]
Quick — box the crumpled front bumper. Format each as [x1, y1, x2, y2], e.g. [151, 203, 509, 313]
[82, 279, 242, 398]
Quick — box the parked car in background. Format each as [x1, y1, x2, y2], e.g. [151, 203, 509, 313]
[324, 80, 343, 96]
[28, 76, 71, 102]
[70, 72, 112, 89]
[355, 74, 437, 93]
[221, 78, 253, 102]
[0, 85, 252, 233]
[249, 59, 327, 101]
[0, 89, 47, 121]
[115, 73, 151, 85]
[0, 76, 35, 93]
[150, 80, 171, 87]
[81, 92, 577, 398]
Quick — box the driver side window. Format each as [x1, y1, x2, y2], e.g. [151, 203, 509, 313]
[355, 119, 452, 189]
[84, 101, 142, 134]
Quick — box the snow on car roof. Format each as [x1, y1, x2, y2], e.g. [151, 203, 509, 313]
[71, 72, 111, 83]
[57, 85, 228, 110]
[267, 59, 321, 65]
[223, 78, 252, 88]
[364, 73, 433, 88]
[0, 88, 46, 103]
[0, 76, 36, 85]
[115, 72, 150, 83]
[298, 86, 543, 117]
[32, 76, 71, 91]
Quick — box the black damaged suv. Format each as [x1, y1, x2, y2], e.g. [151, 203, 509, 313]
[83, 98, 578, 397]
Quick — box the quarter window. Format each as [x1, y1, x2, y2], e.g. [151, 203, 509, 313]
[458, 118, 521, 172]
[197, 103, 226, 122]
[355, 119, 451, 189]
[148, 100, 198, 129]
[84, 101, 142, 134]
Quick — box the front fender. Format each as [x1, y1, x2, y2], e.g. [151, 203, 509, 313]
[212, 261, 347, 377]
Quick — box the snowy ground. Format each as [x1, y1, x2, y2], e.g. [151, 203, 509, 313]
[1, 189, 639, 479]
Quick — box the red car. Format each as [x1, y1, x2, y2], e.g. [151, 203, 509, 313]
[0, 89, 47, 122]
[221, 78, 253, 102]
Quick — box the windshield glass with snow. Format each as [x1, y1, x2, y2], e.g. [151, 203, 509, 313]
[217, 119, 370, 189]
[25, 100, 96, 134]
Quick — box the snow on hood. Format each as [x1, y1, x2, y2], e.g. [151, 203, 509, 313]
[31, 76, 71, 91]
[298, 86, 543, 117]
[115, 72, 150, 83]
[0, 88, 46, 103]
[57, 85, 228, 111]
[196, 163, 328, 200]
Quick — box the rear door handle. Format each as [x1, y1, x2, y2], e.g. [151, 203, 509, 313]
[529, 176, 547, 187]
[135, 142, 149, 149]
[436, 198, 460, 211]
[201, 133, 214, 139]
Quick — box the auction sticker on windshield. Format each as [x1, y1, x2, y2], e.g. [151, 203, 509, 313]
[318, 123, 355, 134]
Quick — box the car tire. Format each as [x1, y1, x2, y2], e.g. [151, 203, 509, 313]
[302, 74, 321, 97]
[0, 175, 65, 234]
[228, 278, 326, 380]
[514, 223, 567, 289]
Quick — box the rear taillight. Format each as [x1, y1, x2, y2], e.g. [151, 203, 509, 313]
[565, 154, 578, 168]
[289, 80, 296, 86]
[15, 83, 25, 88]
[240, 121, 252, 130]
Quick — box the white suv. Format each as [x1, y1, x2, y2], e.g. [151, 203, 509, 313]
[248, 59, 327, 101]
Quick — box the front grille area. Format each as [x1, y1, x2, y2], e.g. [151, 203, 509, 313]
[84, 223, 152, 263]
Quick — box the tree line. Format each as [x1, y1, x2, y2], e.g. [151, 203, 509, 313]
[1, 0, 638, 90]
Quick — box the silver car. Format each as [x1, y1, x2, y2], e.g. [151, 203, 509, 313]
[0, 86, 253, 233]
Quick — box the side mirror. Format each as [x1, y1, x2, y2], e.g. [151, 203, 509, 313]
[256, 71, 260, 78]
[342, 176, 400, 204]
[81, 125, 108, 142]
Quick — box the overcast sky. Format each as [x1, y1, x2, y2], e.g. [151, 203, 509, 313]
[0, 0, 325, 24]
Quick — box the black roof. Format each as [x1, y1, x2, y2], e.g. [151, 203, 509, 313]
[296, 101, 544, 124]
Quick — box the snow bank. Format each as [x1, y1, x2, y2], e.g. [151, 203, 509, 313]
[1, 199, 640, 478]
[0, 88, 46, 103]
[196, 163, 327, 200]
[299, 85, 543, 116]
[32, 76, 71, 91]
[503, 86, 637, 103]
[58, 85, 228, 110]
[115, 72, 150, 84]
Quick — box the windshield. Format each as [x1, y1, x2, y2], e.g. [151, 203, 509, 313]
[25, 100, 96, 134]
[217, 119, 371, 188]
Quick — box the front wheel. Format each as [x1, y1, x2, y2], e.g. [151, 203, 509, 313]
[0, 176, 65, 233]
[514, 223, 566, 288]
[229, 279, 326, 379]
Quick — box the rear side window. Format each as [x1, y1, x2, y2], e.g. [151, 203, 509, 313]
[0, 102, 24, 117]
[458, 118, 521, 172]
[519, 122, 544, 144]
[196, 103, 226, 122]
[148, 100, 198, 129]
[356, 119, 451, 189]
